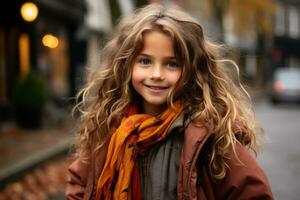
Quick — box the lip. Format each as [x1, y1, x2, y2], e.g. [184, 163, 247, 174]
[144, 84, 169, 92]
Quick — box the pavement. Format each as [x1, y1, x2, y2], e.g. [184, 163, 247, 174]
[0, 119, 75, 199]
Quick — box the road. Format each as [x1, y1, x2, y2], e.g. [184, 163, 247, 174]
[254, 98, 300, 200]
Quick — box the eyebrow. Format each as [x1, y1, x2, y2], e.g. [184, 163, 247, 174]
[138, 53, 176, 60]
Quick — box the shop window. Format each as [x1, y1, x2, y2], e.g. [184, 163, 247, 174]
[19, 33, 30, 77]
[37, 27, 70, 101]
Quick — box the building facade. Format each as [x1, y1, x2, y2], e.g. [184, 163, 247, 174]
[273, 0, 300, 70]
[0, 0, 86, 121]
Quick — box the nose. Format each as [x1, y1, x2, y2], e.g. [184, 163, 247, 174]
[150, 64, 165, 80]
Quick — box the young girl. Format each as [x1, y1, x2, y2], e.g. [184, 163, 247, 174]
[66, 4, 273, 200]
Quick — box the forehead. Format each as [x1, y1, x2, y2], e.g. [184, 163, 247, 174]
[140, 30, 175, 57]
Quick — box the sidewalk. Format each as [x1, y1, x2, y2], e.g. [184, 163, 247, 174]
[0, 121, 75, 199]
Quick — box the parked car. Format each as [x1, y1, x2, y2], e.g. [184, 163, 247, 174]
[269, 68, 300, 104]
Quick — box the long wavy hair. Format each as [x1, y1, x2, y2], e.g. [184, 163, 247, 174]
[74, 4, 263, 181]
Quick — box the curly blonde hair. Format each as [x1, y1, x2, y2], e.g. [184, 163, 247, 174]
[74, 4, 263, 181]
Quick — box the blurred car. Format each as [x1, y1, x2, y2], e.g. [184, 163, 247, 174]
[270, 68, 300, 104]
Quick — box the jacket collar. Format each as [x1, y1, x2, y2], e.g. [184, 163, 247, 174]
[177, 121, 211, 199]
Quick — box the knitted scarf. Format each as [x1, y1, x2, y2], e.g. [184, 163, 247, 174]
[95, 102, 183, 200]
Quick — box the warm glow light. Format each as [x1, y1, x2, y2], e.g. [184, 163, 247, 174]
[42, 34, 59, 48]
[19, 33, 30, 78]
[20, 2, 39, 22]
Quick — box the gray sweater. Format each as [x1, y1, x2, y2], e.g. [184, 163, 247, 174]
[138, 126, 184, 200]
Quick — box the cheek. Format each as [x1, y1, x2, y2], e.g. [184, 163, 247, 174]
[170, 71, 182, 85]
[131, 66, 144, 87]
[170, 71, 182, 95]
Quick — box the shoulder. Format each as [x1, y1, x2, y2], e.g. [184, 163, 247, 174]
[65, 159, 90, 199]
[68, 159, 90, 184]
[65, 139, 111, 199]
[212, 142, 274, 199]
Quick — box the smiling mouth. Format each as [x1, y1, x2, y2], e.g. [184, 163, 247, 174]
[145, 84, 169, 90]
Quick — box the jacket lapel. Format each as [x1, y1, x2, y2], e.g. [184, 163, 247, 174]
[177, 122, 211, 200]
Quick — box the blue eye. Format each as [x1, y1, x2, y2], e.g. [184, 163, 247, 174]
[139, 58, 151, 65]
[166, 61, 178, 68]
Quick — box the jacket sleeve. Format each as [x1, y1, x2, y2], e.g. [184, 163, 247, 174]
[65, 159, 89, 200]
[213, 142, 274, 200]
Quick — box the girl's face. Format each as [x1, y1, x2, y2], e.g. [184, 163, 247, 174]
[132, 30, 182, 116]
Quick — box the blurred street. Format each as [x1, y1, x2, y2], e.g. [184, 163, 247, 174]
[0, 123, 74, 200]
[255, 97, 300, 200]
[1, 0, 300, 199]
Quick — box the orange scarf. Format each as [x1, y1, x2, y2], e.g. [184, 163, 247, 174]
[96, 102, 183, 200]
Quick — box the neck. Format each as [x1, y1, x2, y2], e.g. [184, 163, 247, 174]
[142, 102, 166, 116]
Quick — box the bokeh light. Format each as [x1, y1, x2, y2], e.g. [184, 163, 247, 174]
[20, 2, 39, 22]
[42, 34, 59, 48]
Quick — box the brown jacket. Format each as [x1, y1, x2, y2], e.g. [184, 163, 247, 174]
[65, 122, 273, 200]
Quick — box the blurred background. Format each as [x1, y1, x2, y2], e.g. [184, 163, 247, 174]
[0, 0, 299, 199]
